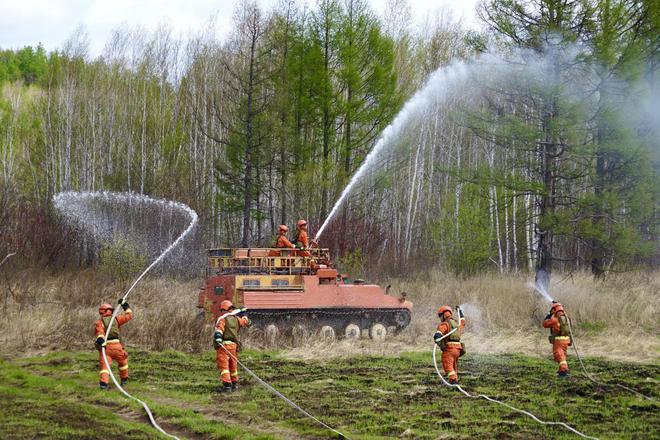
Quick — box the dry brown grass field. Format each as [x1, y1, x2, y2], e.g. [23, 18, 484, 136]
[1, 268, 658, 362]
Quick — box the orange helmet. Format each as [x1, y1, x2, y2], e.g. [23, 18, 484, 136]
[278, 224, 289, 233]
[297, 219, 307, 228]
[551, 302, 565, 315]
[98, 303, 114, 316]
[437, 305, 452, 317]
[220, 300, 234, 311]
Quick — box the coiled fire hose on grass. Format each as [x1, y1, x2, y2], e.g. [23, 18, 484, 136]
[432, 322, 600, 440]
[214, 310, 351, 440]
[565, 315, 655, 402]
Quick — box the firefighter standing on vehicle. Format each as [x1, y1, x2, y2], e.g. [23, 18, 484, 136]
[434, 305, 466, 384]
[95, 299, 133, 390]
[543, 301, 572, 378]
[214, 300, 250, 392]
[294, 219, 311, 257]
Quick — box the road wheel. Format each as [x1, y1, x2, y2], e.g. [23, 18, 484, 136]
[344, 323, 361, 340]
[265, 324, 279, 346]
[318, 325, 336, 341]
[369, 323, 387, 341]
[291, 324, 308, 346]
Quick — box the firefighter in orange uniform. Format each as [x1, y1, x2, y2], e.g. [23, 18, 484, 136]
[214, 300, 250, 392]
[95, 299, 133, 390]
[294, 219, 311, 257]
[543, 301, 572, 378]
[269, 225, 295, 256]
[434, 305, 466, 384]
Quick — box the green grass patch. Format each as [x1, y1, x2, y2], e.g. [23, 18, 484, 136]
[4, 349, 659, 439]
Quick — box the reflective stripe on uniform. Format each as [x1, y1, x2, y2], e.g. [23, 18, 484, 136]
[447, 371, 457, 377]
[447, 342, 462, 347]
[559, 361, 568, 366]
[99, 369, 109, 374]
[220, 370, 230, 375]
[106, 339, 121, 344]
[231, 372, 239, 377]
[119, 365, 129, 371]
[96, 334, 104, 338]
[222, 340, 237, 345]
[554, 336, 570, 341]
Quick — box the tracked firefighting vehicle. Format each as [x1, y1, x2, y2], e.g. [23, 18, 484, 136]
[198, 247, 412, 340]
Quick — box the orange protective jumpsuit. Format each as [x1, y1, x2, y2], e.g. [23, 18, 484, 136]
[543, 312, 571, 374]
[435, 314, 466, 383]
[269, 234, 296, 256]
[95, 308, 133, 384]
[294, 228, 311, 257]
[215, 313, 250, 385]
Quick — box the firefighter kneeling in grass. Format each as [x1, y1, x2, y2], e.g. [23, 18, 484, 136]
[543, 301, 572, 378]
[434, 305, 466, 384]
[95, 299, 133, 390]
[214, 300, 249, 393]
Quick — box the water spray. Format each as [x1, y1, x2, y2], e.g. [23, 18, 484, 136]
[528, 273, 655, 401]
[314, 62, 468, 242]
[54, 191, 198, 439]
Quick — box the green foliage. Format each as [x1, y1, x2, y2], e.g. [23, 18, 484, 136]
[336, 247, 364, 275]
[0, 45, 47, 85]
[427, 183, 492, 276]
[99, 238, 146, 281]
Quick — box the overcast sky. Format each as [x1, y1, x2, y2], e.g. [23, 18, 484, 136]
[0, 0, 481, 56]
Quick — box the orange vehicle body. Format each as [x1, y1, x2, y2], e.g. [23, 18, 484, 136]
[198, 248, 413, 337]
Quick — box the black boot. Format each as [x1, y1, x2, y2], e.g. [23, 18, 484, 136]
[99, 381, 109, 390]
[231, 382, 237, 392]
[121, 378, 128, 386]
[558, 371, 569, 378]
[215, 382, 233, 393]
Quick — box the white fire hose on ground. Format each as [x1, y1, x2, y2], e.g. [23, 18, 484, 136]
[431, 308, 599, 440]
[564, 314, 655, 402]
[213, 309, 351, 439]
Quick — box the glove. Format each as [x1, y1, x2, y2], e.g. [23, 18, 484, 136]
[95, 336, 105, 348]
[545, 313, 552, 320]
[238, 308, 248, 317]
[213, 331, 223, 348]
[118, 298, 130, 310]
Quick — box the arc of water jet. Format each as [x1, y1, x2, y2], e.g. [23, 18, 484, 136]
[314, 62, 468, 242]
[54, 191, 198, 440]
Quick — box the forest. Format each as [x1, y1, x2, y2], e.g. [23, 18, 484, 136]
[0, 0, 658, 280]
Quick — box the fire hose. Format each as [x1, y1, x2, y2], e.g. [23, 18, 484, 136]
[214, 310, 351, 440]
[565, 315, 655, 402]
[101, 254, 184, 440]
[98, 195, 197, 440]
[432, 343, 600, 440]
[0, 252, 16, 268]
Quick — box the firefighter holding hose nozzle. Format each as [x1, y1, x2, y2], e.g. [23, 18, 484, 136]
[434, 305, 466, 384]
[95, 299, 133, 390]
[543, 301, 572, 378]
[214, 300, 249, 393]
